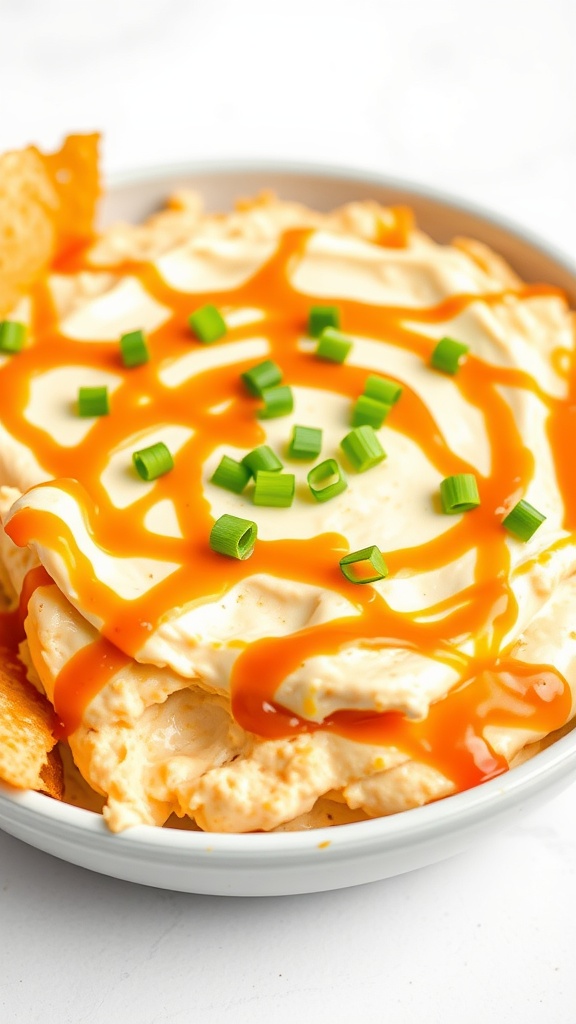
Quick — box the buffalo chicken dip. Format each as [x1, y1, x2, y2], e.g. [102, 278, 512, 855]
[0, 136, 574, 833]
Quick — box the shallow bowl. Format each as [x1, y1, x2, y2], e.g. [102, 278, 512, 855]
[1, 162, 575, 896]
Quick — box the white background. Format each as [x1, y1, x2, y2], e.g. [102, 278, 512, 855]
[1, 1, 575, 1021]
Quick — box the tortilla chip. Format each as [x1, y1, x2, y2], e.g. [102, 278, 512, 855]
[0, 644, 63, 799]
[39, 749, 65, 801]
[0, 133, 100, 316]
[38, 132, 101, 260]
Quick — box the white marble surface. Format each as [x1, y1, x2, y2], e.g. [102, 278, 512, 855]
[1, 0, 576, 1020]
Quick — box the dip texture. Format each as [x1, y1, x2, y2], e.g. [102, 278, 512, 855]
[0, 163, 575, 832]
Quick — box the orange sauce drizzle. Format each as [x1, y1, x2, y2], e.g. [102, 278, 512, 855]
[2, 222, 573, 790]
[0, 566, 53, 652]
[17, 565, 53, 630]
[52, 638, 131, 739]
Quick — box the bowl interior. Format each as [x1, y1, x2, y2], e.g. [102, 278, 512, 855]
[2, 163, 576, 893]
[102, 161, 576, 304]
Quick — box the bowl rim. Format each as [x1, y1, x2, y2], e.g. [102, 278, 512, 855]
[2, 158, 576, 860]
[1, 723, 576, 857]
[106, 156, 576, 287]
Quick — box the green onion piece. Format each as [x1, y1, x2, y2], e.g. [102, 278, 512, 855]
[0, 320, 26, 354]
[188, 304, 227, 344]
[132, 441, 174, 481]
[502, 499, 546, 542]
[351, 395, 390, 429]
[307, 459, 347, 503]
[316, 327, 353, 364]
[241, 445, 283, 476]
[241, 359, 283, 397]
[364, 374, 402, 405]
[288, 425, 323, 461]
[253, 471, 295, 508]
[120, 329, 149, 368]
[340, 425, 386, 473]
[210, 513, 257, 560]
[440, 474, 481, 514]
[339, 545, 389, 584]
[430, 336, 469, 375]
[211, 455, 251, 494]
[78, 386, 110, 418]
[257, 385, 293, 419]
[308, 305, 340, 338]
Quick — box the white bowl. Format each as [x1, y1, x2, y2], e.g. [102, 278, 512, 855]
[1, 163, 575, 897]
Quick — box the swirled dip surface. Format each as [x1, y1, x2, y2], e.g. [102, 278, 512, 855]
[1, 190, 575, 832]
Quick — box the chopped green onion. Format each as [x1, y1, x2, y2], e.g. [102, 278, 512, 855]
[316, 327, 353, 364]
[440, 474, 481, 514]
[0, 320, 26, 354]
[132, 441, 174, 481]
[351, 395, 390, 429]
[253, 471, 295, 508]
[78, 386, 110, 418]
[364, 374, 402, 405]
[120, 329, 149, 368]
[502, 499, 546, 542]
[430, 336, 469, 375]
[339, 546, 389, 584]
[308, 305, 340, 338]
[340, 425, 386, 473]
[188, 304, 227, 344]
[241, 445, 283, 476]
[288, 425, 323, 461]
[307, 459, 347, 503]
[210, 514, 257, 560]
[257, 384, 293, 419]
[211, 455, 251, 494]
[241, 359, 283, 397]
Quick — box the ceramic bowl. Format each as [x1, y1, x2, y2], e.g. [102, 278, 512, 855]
[1, 163, 575, 897]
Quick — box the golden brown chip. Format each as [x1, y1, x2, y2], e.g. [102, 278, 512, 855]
[0, 644, 63, 799]
[0, 148, 57, 316]
[39, 748, 65, 801]
[0, 133, 100, 316]
[38, 132, 101, 260]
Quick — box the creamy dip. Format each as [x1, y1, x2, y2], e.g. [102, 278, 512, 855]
[0, 191, 574, 832]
